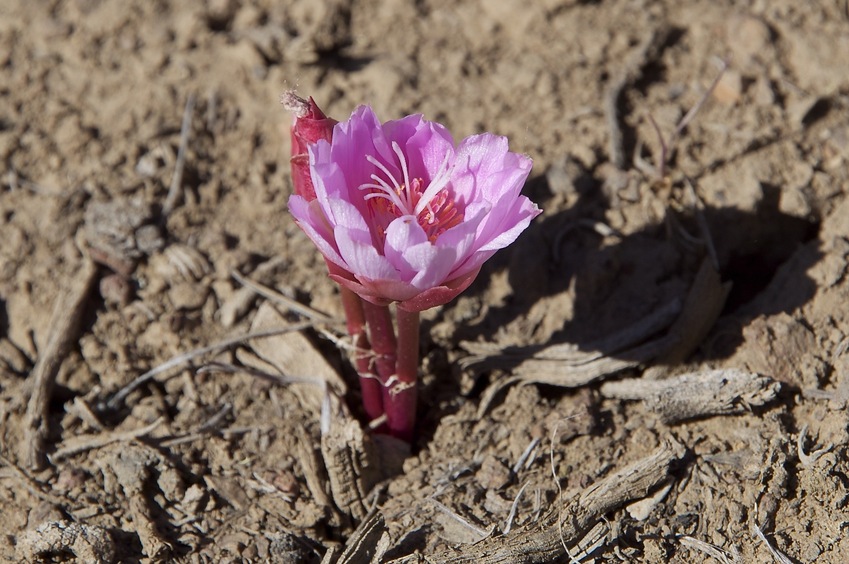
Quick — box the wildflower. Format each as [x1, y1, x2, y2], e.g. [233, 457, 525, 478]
[289, 105, 540, 312]
[286, 99, 541, 442]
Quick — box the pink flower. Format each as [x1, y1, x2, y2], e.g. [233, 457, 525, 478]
[289, 106, 540, 312]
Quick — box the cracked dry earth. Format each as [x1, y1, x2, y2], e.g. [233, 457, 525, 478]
[2, 0, 849, 562]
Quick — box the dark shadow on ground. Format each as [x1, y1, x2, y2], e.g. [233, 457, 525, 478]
[427, 169, 821, 373]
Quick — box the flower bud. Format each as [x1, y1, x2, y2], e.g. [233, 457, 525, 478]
[281, 91, 337, 201]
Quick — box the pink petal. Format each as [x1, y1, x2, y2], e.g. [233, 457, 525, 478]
[288, 195, 348, 270]
[335, 225, 399, 282]
[477, 196, 541, 252]
[402, 121, 455, 181]
[384, 215, 428, 279]
[384, 216, 457, 289]
[397, 267, 481, 312]
[451, 134, 532, 206]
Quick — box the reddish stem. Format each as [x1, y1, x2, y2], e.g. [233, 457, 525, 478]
[385, 307, 419, 443]
[339, 287, 382, 423]
[362, 301, 397, 427]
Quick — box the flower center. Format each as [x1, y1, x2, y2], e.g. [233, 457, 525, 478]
[358, 142, 462, 243]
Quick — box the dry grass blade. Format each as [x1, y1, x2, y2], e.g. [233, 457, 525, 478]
[503, 482, 530, 534]
[104, 324, 312, 410]
[652, 257, 731, 367]
[163, 93, 195, 216]
[512, 437, 540, 475]
[679, 536, 740, 564]
[639, 58, 728, 179]
[50, 417, 164, 462]
[428, 498, 490, 543]
[669, 58, 728, 152]
[230, 269, 338, 324]
[752, 518, 793, 564]
[685, 178, 720, 271]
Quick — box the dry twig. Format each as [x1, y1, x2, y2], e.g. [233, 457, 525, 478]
[219, 256, 287, 327]
[600, 369, 780, 423]
[23, 258, 99, 470]
[230, 268, 337, 324]
[428, 439, 687, 563]
[105, 324, 312, 410]
[50, 417, 164, 462]
[163, 93, 196, 216]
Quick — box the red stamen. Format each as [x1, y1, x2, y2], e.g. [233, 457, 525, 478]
[363, 173, 463, 245]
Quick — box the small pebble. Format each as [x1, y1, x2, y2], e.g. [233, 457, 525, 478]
[476, 455, 512, 490]
[712, 69, 743, 105]
[168, 282, 209, 310]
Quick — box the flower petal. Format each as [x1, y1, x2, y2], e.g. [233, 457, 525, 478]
[402, 120, 455, 182]
[398, 267, 481, 312]
[476, 196, 541, 252]
[384, 215, 429, 280]
[288, 195, 347, 269]
[335, 225, 399, 282]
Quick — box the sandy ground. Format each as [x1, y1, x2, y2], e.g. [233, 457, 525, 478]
[2, 0, 849, 562]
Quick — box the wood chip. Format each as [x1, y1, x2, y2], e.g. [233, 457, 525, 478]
[652, 257, 731, 367]
[335, 508, 390, 564]
[23, 257, 99, 470]
[246, 301, 347, 413]
[321, 419, 379, 522]
[600, 368, 780, 423]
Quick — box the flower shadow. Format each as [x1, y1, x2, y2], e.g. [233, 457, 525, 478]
[434, 172, 822, 375]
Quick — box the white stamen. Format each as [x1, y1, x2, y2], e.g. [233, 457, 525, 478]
[392, 141, 413, 211]
[414, 150, 453, 216]
[366, 154, 402, 192]
[363, 172, 400, 201]
[358, 180, 407, 211]
[359, 153, 412, 214]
